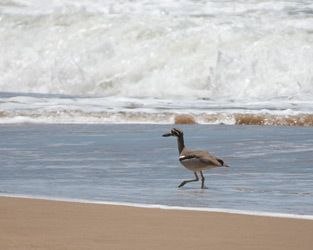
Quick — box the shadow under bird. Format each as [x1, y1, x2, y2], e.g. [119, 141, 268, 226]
[163, 128, 229, 189]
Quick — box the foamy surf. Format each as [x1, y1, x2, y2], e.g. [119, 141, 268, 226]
[2, 110, 313, 126]
[1, 0, 313, 101]
[1, 93, 313, 126]
[1, 0, 313, 125]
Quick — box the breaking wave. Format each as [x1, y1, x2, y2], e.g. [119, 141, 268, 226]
[1, 1, 313, 125]
[0, 0, 313, 101]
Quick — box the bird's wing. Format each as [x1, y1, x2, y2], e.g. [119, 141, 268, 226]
[181, 150, 223, 166]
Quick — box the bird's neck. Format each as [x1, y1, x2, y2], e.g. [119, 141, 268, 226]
[177, 136, 185, 155]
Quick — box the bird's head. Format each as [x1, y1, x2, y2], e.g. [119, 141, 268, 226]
[162, 128, 183, 139]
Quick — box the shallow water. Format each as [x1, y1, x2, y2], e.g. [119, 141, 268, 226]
[1, 124, 313, 216]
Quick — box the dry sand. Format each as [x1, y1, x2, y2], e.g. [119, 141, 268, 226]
[1, 196, 312, 250]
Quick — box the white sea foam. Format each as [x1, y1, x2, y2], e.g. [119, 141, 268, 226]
[1, 0, 313, 101]
[2, 194, 313, 220]
[1, 93, 313, 125]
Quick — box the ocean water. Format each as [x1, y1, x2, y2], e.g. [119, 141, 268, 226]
[1, 124, 313, 218]
[1, 0, 313, 218]
[1, 0, 313, 125]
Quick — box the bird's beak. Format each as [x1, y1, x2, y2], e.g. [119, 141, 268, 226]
[162, 132, 172, 137]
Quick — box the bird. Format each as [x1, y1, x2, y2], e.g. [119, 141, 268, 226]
[162, 128, 229, 189]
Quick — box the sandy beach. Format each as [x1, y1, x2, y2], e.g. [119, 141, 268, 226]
[1, 196, 312, 250]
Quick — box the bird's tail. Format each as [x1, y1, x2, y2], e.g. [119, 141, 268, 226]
[223, 163, 230, 167]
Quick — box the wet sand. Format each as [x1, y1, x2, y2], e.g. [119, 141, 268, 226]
[1, 196, 312, 250]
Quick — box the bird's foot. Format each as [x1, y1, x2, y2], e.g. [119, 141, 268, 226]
[178, 181, 186, 188]
[201, 186, 208, 189]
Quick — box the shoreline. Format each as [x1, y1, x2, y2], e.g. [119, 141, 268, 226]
[1, 194, 313, 220]
[1, 196, 313, 250]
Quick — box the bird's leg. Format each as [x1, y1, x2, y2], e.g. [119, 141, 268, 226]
[200, 171, 208, 189]
[178, 172, 199, 188]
